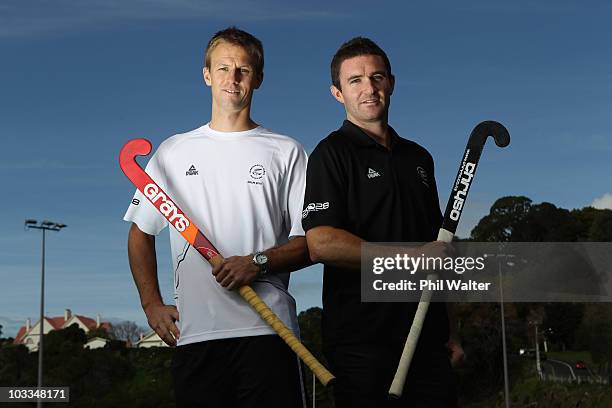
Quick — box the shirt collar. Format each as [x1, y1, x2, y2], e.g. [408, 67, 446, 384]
[339, 120, 401, 150]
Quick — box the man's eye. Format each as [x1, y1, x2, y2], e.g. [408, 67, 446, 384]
[373, 75, 384, 81]
[219, 67, 228, 71]
[350, 79, 360, 84]
[240, 68, 250, 74]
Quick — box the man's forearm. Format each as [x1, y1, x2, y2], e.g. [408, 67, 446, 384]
[306, 226, 364, 269]
[306, 226, 451, 271]
[305, 226, 414, 270]
[263, 236, 312, 274]
[127, 223, 163, 310]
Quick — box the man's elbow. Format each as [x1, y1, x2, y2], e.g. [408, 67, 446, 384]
[306, 229, 328, 263]
[308, 245, 323, 264]
[128, 223, 155, 249]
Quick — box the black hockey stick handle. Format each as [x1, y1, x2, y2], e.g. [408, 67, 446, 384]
[389, 121, 510, 398]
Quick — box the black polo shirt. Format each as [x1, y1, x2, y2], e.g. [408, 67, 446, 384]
[303, 120, 449, 348]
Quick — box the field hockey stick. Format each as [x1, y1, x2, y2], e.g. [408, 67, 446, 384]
[388, 121, 510, 398]
[120, 138, 335, 386]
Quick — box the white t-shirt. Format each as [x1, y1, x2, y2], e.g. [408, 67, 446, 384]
[123, 124, 307, 346]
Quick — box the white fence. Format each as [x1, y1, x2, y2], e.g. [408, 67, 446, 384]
[541, 372, 610, 385]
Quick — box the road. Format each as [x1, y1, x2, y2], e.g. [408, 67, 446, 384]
[541, 359, 593, 382]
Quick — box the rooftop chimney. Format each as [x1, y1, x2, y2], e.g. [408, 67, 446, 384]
[64, 309, 72, 321]
[96, 313, 101, 327]
[26, 318, 31, 331]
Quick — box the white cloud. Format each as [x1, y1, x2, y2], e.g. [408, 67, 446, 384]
[591, 193, 612, 210]
[0, 1, 338, 38]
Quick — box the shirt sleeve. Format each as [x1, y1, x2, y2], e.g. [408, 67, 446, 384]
[281, 143, 308, 238]
[427, 152, 444, 233]
[302, 139, 348, 231]
[122, 147, 169, 235]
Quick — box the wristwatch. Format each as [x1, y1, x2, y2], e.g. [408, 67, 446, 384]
[252, 252, 269, 276]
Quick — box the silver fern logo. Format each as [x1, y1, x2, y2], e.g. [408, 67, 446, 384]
[416, 166, 429, 187]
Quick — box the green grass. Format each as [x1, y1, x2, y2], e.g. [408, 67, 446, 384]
[464, 358, 612, 407]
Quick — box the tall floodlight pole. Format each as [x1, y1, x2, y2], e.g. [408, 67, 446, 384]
[486, 253, 514, 408]
[499, 257, 510, 408]
[25, 219, 67, 408]
[534, 322, 542, 378]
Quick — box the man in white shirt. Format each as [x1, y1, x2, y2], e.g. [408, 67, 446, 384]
[124, 27, 309, 407]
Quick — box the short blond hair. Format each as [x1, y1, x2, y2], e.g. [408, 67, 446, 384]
[204, 27, 264, 77]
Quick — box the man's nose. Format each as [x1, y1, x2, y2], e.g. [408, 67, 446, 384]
[364, 78, 377, 93]
[232, 68, 242, 82]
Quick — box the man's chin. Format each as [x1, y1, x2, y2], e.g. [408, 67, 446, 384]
[358, 113, 386, 123]
[217, 100, 249, 112]
[356, 107, 386, 119]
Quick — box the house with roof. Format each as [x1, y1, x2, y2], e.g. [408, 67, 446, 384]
[135, 330, 170, 348]
[13, 309, 111, 352]
[84, 337, 110, 350]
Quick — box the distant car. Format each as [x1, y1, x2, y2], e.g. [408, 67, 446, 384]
[575, 361, 587, 370]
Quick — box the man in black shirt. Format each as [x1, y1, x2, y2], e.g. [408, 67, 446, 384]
[303, 37, 461, 407]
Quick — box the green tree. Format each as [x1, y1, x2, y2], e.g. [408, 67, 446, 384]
[298, 307, 334, 408]
[521, 202, 581, 241]
[109, 320, 143, 343]
[0, 325, 9, 348]
[471, 196, 532, 241]
[0, 344, 34, 386]
[588, 210, 612, 241]
[543, 303, 584, 351]
[470, 196, 589, 242]
[576, 304, 612, 364]
[466, 196, 612, 403]
[45, 323, 87, 355]
[87, 327, 112, 340]
[453, 302, 528, 401]
[571, 206, 601, 240]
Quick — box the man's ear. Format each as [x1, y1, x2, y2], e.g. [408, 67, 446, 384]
[203, 67, 212, 87]
[389, 74, 395, 96]
[330, 84, 344, 104]
[254, 71, 264, 90]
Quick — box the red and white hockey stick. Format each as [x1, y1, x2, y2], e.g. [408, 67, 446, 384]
[120, 138, 335, 386]
[389, 121, 510, 397]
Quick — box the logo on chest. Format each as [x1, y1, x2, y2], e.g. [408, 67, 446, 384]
[416, 166, 429, 187]
[248, 164, 266, 185]
[367, 167, 381, 179]
[186, 164, 199, 176]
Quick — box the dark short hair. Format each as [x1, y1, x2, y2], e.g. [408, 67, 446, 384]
[330, 37, 392, 90]
[204, 27, 264, 77]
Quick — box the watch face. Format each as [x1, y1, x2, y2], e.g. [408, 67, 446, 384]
[255, 253, 268, 265]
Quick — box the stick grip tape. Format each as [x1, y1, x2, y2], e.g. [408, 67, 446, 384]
[239, 286, 335, 386]
[208, 255, 334, 385]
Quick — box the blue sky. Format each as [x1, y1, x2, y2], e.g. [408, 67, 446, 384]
[1, 1, 611, 337]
